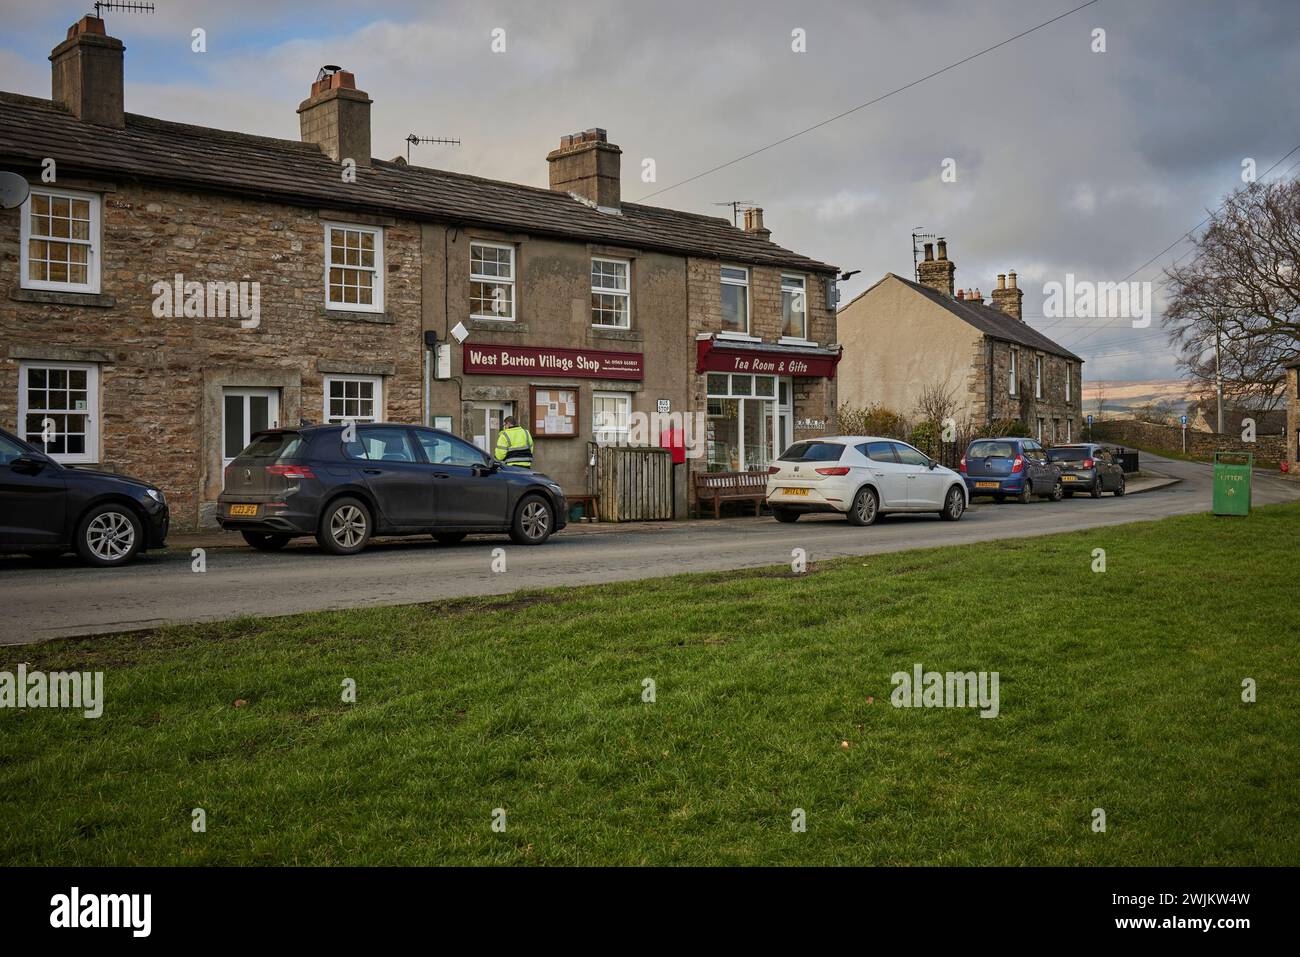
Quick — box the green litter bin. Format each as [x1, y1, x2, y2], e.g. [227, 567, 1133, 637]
[1212, 452, 1253, 516]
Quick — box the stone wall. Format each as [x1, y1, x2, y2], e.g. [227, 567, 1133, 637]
[1092, 419, 1287, 464]
[1, 178, 423, 529]
[974, 339, 1083, 442]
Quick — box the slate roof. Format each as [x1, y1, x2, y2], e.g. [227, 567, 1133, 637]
[0, 91, 837, 274]
[846, 273, 1083, 362]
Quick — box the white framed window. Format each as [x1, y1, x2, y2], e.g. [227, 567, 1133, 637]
[1066, 419, 1073, 442]
[781, 275, 808, 340]
[1034, 355, 1043, 399]
[1009, 349, 1018, 396]
[592, 391, 631, 443]
[324, 375, 383, 424]
[591, 257, 631, 328]
[324, 223, 384, 312]
[20, 188, 100, 293]
[18, 361, 99, 464]
[1065, 363, 1072, 402]
[470, 242, 516, 320]
[720, 265, 750, 335]
[1036, 417, 1044, 442]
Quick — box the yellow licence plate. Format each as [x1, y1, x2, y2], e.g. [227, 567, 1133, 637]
[1061, 475, 1078, 481]
[780, 487, 810, 496]
[228, 504, 259, 517]
[975, 482, 999, 489]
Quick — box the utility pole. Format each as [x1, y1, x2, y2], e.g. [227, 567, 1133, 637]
[1214, 319, 1225, 434]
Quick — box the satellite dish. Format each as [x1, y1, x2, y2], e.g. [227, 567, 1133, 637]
[0, 171, 30, 210]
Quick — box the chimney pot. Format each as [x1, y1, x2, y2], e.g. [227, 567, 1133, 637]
[936, 238, 948, 261]
[922, 242, 934, 262]
[917, 237, 955, 296]
[991, 268, 1024, 320]
[50, 16, 125, 128]
[956, 289, 965, 300]
[996, 273, 1006, 290]
[1008, 270, 1018, 290]
[298, 68, 373, 167]
[743, 207, 771, 241]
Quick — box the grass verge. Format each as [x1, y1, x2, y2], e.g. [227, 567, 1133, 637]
[2, 503, 1297, 865]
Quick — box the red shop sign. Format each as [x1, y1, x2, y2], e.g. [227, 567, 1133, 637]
[463, 343, 644, 380]
[696, 338, 841, 378]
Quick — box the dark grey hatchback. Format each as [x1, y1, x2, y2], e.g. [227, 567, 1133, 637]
[217, 424, 566, 554]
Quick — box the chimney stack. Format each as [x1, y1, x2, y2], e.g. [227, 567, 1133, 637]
[298, 67, 372, 166]
[991, 268, 1024, 321]
[50, 16, 124, 128]
[917, 236, 956, 296]
[547, 128, 622, 210]
[742, 206, 771, 241]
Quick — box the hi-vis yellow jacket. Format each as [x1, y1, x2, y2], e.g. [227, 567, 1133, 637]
[494, 425, 534, 467]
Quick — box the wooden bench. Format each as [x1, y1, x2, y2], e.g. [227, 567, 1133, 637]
[693, 470, 768, 519]
[567, 492, 600, 522]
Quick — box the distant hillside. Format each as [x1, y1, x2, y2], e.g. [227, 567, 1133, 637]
[1080, 379, 1203, 421]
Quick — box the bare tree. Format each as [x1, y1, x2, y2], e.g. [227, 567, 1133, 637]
[1163, 178, 1300, 410]
[913, 379, 959, 427]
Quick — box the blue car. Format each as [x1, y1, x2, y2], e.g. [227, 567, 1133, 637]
[959, 437, 1063, 503]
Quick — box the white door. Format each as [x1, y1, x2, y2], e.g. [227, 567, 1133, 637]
[860, 439, 909, 508]
[470, 401, 513, 454]
[893, 441, 945, 508]
[222, 388, 279, 465]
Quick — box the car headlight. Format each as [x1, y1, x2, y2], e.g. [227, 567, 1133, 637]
[145, 488, 165, 505]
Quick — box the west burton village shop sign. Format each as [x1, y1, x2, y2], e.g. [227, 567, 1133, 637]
[463, 344, 644, 380]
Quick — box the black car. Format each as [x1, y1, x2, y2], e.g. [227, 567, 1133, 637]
[217, 423, 567, 553]
[0, 426, 169, 566]
[1046, 444, 1126, 497]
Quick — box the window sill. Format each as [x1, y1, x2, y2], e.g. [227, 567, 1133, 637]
[778, 337, 817, 347]
[589, 326, 642, 342]
[11, 288, 115, 308]
[323, 309, 396, 325]
[468, 318, 528, 333]
[715, 332, 761, 343]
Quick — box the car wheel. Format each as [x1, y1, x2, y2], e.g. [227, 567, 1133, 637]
[846, 486, 879, 526]
[434, 532, 467, 544]
[510, 494, 554, 545]
[1114, 475, 1126, 497]
[1049, 480, 1064, 502]
[772, 507, 799, 523]
[1018, 480, 1033, 504]
[317, 497, 372, 555]
[939, 485, 965, 521]
[241, 531, 291, 551]
[75, 503, 143, 567]
[1090, 479, 1103, 499]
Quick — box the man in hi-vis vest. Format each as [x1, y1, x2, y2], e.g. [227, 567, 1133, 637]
[494, 416, 534, 469]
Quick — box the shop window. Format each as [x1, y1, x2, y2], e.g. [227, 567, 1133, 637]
[781, 275, 807, 340]
[470, 242, 515, 320]
[325, 223, 383, 312]
[21, 188, 100, 293]
[324, 375, 382, 424]
[720, 266, 749, 334]
[706, 373, 785, 471]
[592, 392, 631, 443]
[18, 361, 99, 464]
[591, 258, 630, 328]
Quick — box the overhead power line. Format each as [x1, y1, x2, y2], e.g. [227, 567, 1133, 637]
[634, 0, 1101, 202]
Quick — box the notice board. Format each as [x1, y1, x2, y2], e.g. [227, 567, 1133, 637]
[530, 386, 578, 438]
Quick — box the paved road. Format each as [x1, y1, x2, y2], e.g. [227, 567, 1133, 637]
[2, 454, 1296, 644]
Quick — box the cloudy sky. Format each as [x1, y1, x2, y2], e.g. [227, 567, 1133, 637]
[3, 0, 1297, 382]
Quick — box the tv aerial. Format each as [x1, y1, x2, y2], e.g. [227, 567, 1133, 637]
[714, 201, 756, 227]
[92, 1, 156, 17]
[405, 135, 461, 163]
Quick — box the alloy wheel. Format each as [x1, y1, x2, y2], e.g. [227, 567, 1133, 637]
[520, 500, 550, 540]
[86, 510, 136, 562]
[330, 505, 367, 549]
[947, 488, 963, 519]
[857, 490, 876, 523]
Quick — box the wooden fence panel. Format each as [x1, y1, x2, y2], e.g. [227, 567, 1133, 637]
[587, 443, 674, 521]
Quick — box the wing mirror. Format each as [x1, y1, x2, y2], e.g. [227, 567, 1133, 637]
[927, 459, 938, 470]
[12, 453, 50, 474]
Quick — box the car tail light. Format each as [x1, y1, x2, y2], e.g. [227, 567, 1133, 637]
[1011, 454, 1025, 473]
[958, 456, 967, 473]
[267, 464, 315, 480]
[815, 466, 851, 476]
[768, 465, 781, 474]
[1082, 458, 1095, 469]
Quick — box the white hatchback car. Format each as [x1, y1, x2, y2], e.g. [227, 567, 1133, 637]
[765, 436, 968, 525]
